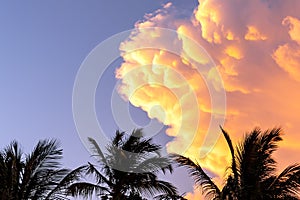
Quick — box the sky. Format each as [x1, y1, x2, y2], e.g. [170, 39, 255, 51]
[0, 0, 178, 166]
[1, 1, 300, 199]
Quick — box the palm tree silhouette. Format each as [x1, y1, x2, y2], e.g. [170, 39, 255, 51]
[67, 129, 184, 200]
[0, 139, 74, 200]
[173, 127, 300, 200]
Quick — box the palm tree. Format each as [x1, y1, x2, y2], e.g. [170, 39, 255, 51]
[0, 139, 76, 200]
[173, 127, 300, 200]
[67, 129, 184, 200]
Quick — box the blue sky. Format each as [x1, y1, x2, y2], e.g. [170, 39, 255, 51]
[0, 0, 197, 196]
[0, 0, 167, 165]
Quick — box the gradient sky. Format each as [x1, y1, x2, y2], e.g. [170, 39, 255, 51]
[0, 0, 177, 165]
[1, 1, 300, 199]
[0, 0, 196, 197]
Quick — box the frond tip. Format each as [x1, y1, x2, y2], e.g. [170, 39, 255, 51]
[171, 154, 221, 199]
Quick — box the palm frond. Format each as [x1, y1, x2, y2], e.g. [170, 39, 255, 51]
[72, 130, 180, 199]
[136, 179, 178, 198]
[133, 138, 161, 154]
[136, 156, 173, 174]
[0, 139, 72, 200]
[258, 127, 282, 178]
[267, 163, 300, 197]
[112, 130, 125, 147]
[88, 137, 113, 180]
[236, 127, 285, 199]
[20, 139, 65, 198]
[86, 162, 114, 187]
[67, 182, 110, 198]
[154, 193, 187, 200]
[220, 127, 239, 183]
[123, 129, 161, 154]
[172, 154, 221, 199]
[236, 128, 261, 198]
[45, 166, 86, 199]
[0, 141, 23, 199]
[88, 137, 107, 163]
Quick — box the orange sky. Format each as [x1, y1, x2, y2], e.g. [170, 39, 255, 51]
[116, 0, 300, 198]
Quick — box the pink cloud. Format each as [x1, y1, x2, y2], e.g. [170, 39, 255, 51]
[116, 0, 300, 198]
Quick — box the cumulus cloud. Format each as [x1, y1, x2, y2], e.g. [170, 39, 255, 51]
[115, 0, 300, 198]
[273, 16, 300, 81]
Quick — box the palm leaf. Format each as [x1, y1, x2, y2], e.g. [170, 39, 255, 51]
[85, 162, 114, 187]
[267, 163, 300, 198]
[136, 156, 173, 174]
[21, 139, 65, 199]
[88, 137, 107, 163]
[45, 166, 86, 199]
[172, 154, 220, 199]
[220, 127, 239, 184]
[67, 182, 110, 197]
[69, 130, 180, 199]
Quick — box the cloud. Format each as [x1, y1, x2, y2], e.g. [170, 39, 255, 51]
[273, 16, 300, 81]
[244, 26, 267, 41]
[115, 0, 300, 199]
[184, 186, 205, 200]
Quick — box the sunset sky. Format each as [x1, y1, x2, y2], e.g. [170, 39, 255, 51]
[1, 1, 300, 199]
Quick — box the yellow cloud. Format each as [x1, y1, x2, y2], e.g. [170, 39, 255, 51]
[194, 0, 223, 44]
[116, 1, 300, 199]
[283, 16, 300, 45]
[245, 26, 267, 41]
[273, 43, 300, 81]
[224, 45, 243, 60]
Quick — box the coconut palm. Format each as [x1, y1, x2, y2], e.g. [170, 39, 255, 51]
[173, 127, 300, 200]
[0, 139, 77, 200]
[67, 129, 183, 200]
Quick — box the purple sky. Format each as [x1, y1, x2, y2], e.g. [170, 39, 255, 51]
[0, 0, 198, 197]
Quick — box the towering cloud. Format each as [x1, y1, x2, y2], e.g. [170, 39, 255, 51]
[116, 0, 300, 198]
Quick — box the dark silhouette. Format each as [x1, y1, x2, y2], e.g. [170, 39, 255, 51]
[173, 127, 300, 199]
[67, 129, 184, 200]
[0, 139, 74, 200]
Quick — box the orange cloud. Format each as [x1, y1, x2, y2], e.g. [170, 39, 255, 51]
[115, 1, 300, 199]
[273, 16, 300, 81]
[245, 25, 267, 41]
[224, 45, 243, 60]
[116, 31, 225, 166]
[184, 186, 205, 200]
[273, 43, 300, 81]
[283, 16, 300, 45]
